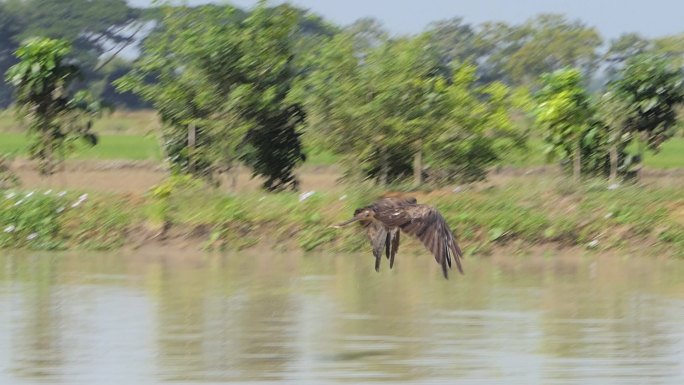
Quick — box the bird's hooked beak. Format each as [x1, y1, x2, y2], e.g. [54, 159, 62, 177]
[330, 217, 360, 229]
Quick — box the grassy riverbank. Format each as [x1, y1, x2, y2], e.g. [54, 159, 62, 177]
[2, 173, 683, 258]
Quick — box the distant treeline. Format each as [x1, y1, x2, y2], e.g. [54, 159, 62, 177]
[1, 0, 683, 109]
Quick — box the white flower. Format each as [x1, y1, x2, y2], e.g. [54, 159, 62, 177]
[25, 191, 34, 198]
[56, 207, 65, 214]
[26, 233, 38, 241]
[299, 191, 315, 202]
[44, 189, 53, 195]
[587, 239, 599, 249]
[58, 191, 67, 197]
[338, 194, 347, 201]
[3, 225, 16, 233]
[14, 199, 24, 206]
[5, 192, 16, 200]
[70, 193, 89, 208]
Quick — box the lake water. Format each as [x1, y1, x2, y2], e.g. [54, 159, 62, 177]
[1, 250, 683, 385]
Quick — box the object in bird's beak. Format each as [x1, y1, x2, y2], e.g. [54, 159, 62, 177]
[331, 217, 360, 228]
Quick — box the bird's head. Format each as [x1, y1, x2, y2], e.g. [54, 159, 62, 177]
[353, 207, 374, 220]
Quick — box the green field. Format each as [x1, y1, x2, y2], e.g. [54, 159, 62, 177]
[0, 132, 161, 161]
[1, 129, 683, 168]
[499, 137, 684, 169]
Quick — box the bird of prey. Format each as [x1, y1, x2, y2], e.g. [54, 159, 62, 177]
[332, 195, 464, 279]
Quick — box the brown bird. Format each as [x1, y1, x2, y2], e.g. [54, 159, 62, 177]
[332, 196, 464, 279]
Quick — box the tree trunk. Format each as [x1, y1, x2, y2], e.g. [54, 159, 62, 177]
[609, 144, 618, 183]
[187, 123, 196, 174]
[573, 140, 581, 182]
[413, 141, 423, 187]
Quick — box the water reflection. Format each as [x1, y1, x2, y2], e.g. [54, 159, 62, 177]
[1, 251, 683, 384]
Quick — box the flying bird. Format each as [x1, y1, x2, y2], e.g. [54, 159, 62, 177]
[332, 195, 464, 279]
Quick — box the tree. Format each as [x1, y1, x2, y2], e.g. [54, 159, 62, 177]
[535, 68, 593, 181]
[5, 37, 101, 175]
[296, 33, 444, 185]
[610, 54, 684, 177]
[296, 32, 528, 186]
[424, 17, 481, 72]
[116, 2, 307, 191]
[0, 0, 141, 107]
[478, 14, 602, 86]
[427, 65, 530, 184]
[596, 91, 633, 182]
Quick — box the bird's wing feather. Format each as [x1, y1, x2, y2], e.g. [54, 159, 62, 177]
[399, 205, 464, 279]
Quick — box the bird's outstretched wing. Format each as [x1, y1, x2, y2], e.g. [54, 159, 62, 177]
[397, 206, 464, 279]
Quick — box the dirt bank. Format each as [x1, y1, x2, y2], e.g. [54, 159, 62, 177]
[10, 159, 684, 195]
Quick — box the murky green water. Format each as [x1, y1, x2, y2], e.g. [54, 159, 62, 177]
[1, 250, 683, 385]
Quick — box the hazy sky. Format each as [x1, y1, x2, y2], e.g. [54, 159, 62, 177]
[129, 0, 684, 40]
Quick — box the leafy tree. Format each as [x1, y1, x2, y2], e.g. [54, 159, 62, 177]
[535, 68, 594, 181]
[5, 38, 102, 175]
[0, 0, 141, 107]
[596, 91, 634, 182]
[652, 33, 684, 64]
[602, 33, 652, 84]
[296, 33, 443, 185]
[427, 65, 530, 184]
[117, 2, 307, 191]
[425, 17, 480, 69]
[610, 54, 684, 176]
[479, 14, 602, 86]
[297, 32, 528, 186]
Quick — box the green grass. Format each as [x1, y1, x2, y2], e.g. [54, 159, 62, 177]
[2, 131, 683, 167]
[642, 139, 684, 168]
[1, 105, 683, 168]
[0, 132, 161, 161]
[501, 137, 684, 169]
[2, 174, 683, 256]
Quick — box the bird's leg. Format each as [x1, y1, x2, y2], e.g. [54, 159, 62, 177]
[389, 229, 399, 269]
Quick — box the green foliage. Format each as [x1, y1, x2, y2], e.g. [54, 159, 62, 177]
[117, 3, 307, 191]
[0, 189, 128, 249]
[297, 33, 528, 185]
[427, 66, 531, 184]
[477, 14, 602, 86]
[0, 190, 63, 248]
[5, 37, 103, 175]
[295, 33, 440, 183]
[535, 68, 593, 179]
[0, 0, 141, 107]
[611, 54, 684, 151]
